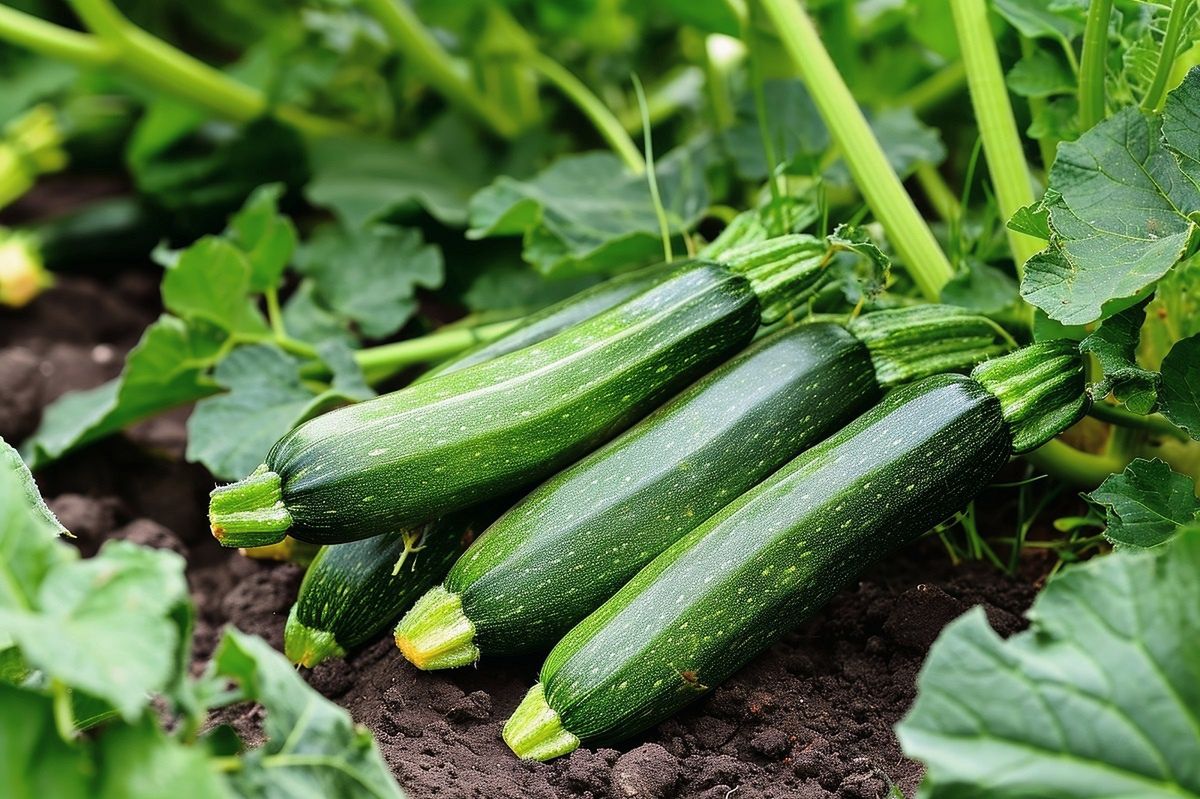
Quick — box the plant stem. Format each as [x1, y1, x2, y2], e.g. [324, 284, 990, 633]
[51, 680, 75, 742]
[1090, 401, 1189, 442]
[914, 163, 960, 223]
[1141, 0, 1190, 113]
[349, 319, 521, 385]
[896, 61, 967, 114]
[757, 0, 955, 300]
[632, 74, 672, 262]
[1078, 0, 1113, 130]
[359, 0, 517, 138]
[0, 4, 112, 65]
[1019, 38, 1058, 171]
[951, 0, 1043, 278]
[1023, 438, 1126, 489]
[528, 53, 645, 173]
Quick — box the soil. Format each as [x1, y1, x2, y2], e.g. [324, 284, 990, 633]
[9, 272, 1057, 799]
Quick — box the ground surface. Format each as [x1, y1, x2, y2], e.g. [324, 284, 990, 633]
[6, 273, 1055, 799]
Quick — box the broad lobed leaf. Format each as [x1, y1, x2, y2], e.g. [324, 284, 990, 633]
[1088, 458, 1200, 549]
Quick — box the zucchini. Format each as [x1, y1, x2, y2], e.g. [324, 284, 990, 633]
[394, 306, 1012, 669]
[502, 341, 1088, 760]
[283, 266, 670, 667]
[209, 236, 834, 547]
[284, 510, 483, 667]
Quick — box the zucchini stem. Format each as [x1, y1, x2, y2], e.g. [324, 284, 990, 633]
[503, 683, 580, 761]
[1141, 0, 1190, 113]
[208, 465, 293, 547]
[949, 0, 1043, 275]
[345, 319, 523, 385]
[1023, 439, 1127, 489]
[529, 53, 645, 173]
[393, 586, 479, 670]
[1078, 0, 1113, 130]
[283, 605, 346, 668]
[757, 0, 955, 301]
[359, 0, 519, 137]
[1089, 402, 1189, 442]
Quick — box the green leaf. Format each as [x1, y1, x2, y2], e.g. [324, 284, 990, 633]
[0, 687, 231, 799]
[0, 541, 189, 721]
[898, 529, 1200, 798]
[1088, 458, 1200, 549]
[186, 345, 362, 481]
[22, 316, 223, 468]
[212, 628, 404, 799]
[161, 238, 267, 335]
[1006, 48, 1075, 98]
[1021, 103, 1199, 325]
[1160, 334, 1200, 440]
[992, 0, 1085, 42]
[940, 260, 1020, 315]
[1006, 200, 1051, 240]
[1162, 66, 1200, 189]
[296, 223, 443, 339]
[305, 123, 488, 228]
[467, 146, 709, 276]
[1026, 95, 1079, 142]
[281, 280, 356, 348]
[0, 438, 70, 628]
[721, 79, 829, 180]
[827, 108, 945, 184]
[226, 184, 297, 293]
[1079, 302, 1160, 414]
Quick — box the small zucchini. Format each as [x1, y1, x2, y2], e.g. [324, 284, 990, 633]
[394, 306, 1012, 669]
[502, 341, 1088, 760]
[209, 236, 833, 547]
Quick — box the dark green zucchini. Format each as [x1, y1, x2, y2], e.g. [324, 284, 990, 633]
[502, 341, 1088, 760]
[284, 510, 483, 667]
[209, 236, 832, 547]
[394, 306, 1012, 669]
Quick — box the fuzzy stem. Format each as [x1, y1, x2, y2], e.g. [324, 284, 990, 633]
[344, 319, 521, 385]
[950, 0, 1042, 275]
[359, 0, 517, 137]
[529, 53, 645, 173]
[208, 465, 293, 547]
[503, 683, 580, 761]
[757, 0, 955, 300]
[1078, 0, 1113, 130]
[1090, 402, 1189, 442]
[1141, 0, 1190, 113]
[0, 4, 113, 65]
[393, 586, 480, 670]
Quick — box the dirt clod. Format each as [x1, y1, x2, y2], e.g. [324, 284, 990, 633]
[611, 744, 682, 798]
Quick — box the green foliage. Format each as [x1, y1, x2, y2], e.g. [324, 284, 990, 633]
[1022, 72, 1200, 325]
[899, 529, 1200, 798]
[1088, 458, 1200, 549]
[1079, 303, 1161, 414]
[1160, 334, 1200, 439]
[0, 437, 403, 798]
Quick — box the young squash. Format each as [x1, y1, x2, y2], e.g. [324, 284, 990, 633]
[282, 265, 680, 667]
[502, 341, 1089, 760]
[394, 305, 1013, 669]
[209, 236, 835, 547]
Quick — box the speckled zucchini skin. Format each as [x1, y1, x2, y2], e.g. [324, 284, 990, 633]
[539, 374, 1010, 745]
[268, 262, 760, 544]
[289, 510, 481, 656]
[446, 323, 880, 654]
[425, 263, 673, 378]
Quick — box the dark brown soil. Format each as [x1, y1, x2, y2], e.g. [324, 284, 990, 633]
[9, 273, 1054, 799]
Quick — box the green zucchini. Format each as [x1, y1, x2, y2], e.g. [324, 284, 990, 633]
[394, 306, 1012, 669]
[283, 264, 677, 667]
[284, 510, 483, 667]
[209, 236, 833, 548]
[502, 341, 1088, 760]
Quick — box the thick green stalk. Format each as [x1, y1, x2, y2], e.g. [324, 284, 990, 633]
[896, 60, 967, 114]
[349, 319, 521, 385]
[1141, 0, 1190, 113]
[0, 4, 112, 65]
[1090, 402, 1189, 442]
[529, 53, 645, 173]
[914, 164, 961, 223]
[757, 0, 955, 300]
[1024, 439, 1126, 488]
[949, 0, 1042, 274]
[1078, 0, 1113, 130]
[359, 0, 518, 137]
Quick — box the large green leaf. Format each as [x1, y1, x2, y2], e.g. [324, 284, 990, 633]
[467, 146, 709, 276]
[1079, 303, 1160, 414]
[0, 542, 190, 721]
[1088, 458, 1200, 549]
[212, 629, 404, 799]
[1160, 334, 1200, 440]
[0, 438, 70, 623]
[225, 184, 298, 293]
[296, 223, 443, 339]
[898, 530, 1200, 798]
[185, 345, 369, 480]
[1021, 100, 1200, 325]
